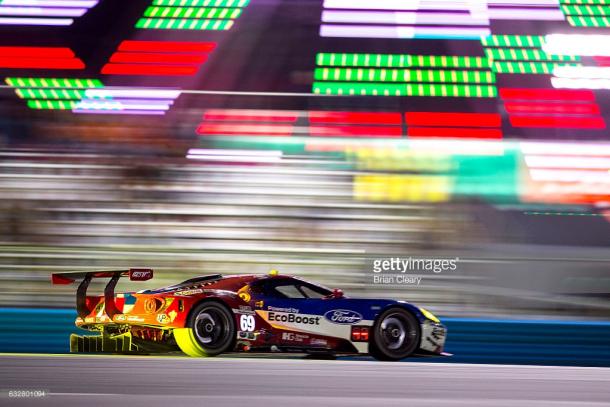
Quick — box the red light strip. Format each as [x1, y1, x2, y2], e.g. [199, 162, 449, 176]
[505, 102, 600, 115]
[510, 116, 606, 129]
[0, 46, 75, 58]
[203, 109, 299, 123]
[308, 125, 402, 138]
[196, 123, 294, 136]
[0, 57, 84, 69]
[594, 56, 610, 67]
[110, 52, 208, 64]
[117, 41, 216, 53]
[308, 111, 402, 125]
[499, 88, 595, 101]
[405, 112, 500, 127]
[408, 127, 502, 139]
[101, 63, 198, 76]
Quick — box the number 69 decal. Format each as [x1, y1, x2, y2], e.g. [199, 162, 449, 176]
[240, 315, 255, 332]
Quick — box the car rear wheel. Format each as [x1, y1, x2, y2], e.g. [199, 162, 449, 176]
[175, 301, 235, 357]
[369, 307, 420, 361]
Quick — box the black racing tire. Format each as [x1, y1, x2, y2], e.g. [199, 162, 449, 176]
[187, 301, 235, 356]
[369, 307, 420, 361]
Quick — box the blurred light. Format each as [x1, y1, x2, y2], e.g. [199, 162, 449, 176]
[5, 77, 103, 88]
[152, 0, 249, 6]
[525, 156, 610, 169]
[1, 0, 96, 5]
[481, 35, 544, 47]
[484, 48, 578, 62]
[509, 116, 605, 129]
[543, 34, 610, 56]
[101, 63, 198, 76]
[313, 83, 497, 97]
[554, 66, 610, 79]
[499, 88, 595, 101]
[316, 53, 490, 68]
[0, 47, 84, 69]
[135, 17, 234, 30]
[309, 111, 401, 125]
[197, 123, 294, 136]
[566, 16, 610, 27]
[314, 68, 495, 83]
[408, 128, 502, 139]
[405, 112, 501, 127]
[110, 52, 207, 64]
[320, 25, 491, 39]
[0, 6, 87, 16]
[529, 169, 610, 183]
[144, 6, 242, 18]
[551, 77, 610, 90]
[493, 62, 579, 74]
[321, 10, 489, 25]
[204, 109, 300, 122]
[521, 141, 610, 156]
[16, 89, 86, 99]
[308, 125, 402, 138]
[594, 56, 610, 66]
[505, 102, 600, 115]
[27, 100, 75, 109]
[84, 89, 181, 99]
[118, 40, 215, 53]
[488, 8, 564, 20]
[186, 148, 282, 163]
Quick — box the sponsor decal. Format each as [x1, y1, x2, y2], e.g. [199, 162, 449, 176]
[174, 289, 204, 296]
[324, 309, 363, 325]
[310, 338, 328, 346]
[269, 312, 320, 325]
[114, 314, 126, 322]
[238, 292, 251, 302]
[281, 332, 309, 342]
[238, 305, 254, 314]
[240, 315, 256, 332]
[267, 306, 299, 313]
[84, 317, 94, 323]
[129, 268, 153, 281]
[127, 316, 145, 322]
[157, 314, 171, 324]
[255, 301, 264, 308]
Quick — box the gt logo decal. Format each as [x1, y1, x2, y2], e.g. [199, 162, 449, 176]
[240, 315, 255, 332]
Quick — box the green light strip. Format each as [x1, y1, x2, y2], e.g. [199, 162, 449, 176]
[493, 61, 581, 74]
[26, 100, 77, 110]
[316, 53, 491, 69]
[560, 0, 610, 5]
[312, 82, 497, 97]
[135, 17, 233, 29]
[152, 0, 249, 6]
[144, 6, 242, 18]
[314, 68, 495, 83]
[5, 77, 103, 89]
[481, 35, 544, 48]
[567, 15, 610, 25]
[484, 48, 579, 62]
[561, 4, 610, 14]
[16, 89, 86, 100]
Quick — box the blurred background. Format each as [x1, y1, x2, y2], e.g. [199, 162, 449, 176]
[1, 0, 610, 364]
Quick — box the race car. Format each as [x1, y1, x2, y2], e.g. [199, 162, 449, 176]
[52, 268, 447, 361]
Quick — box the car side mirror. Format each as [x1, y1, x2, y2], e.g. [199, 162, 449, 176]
[331, 288, 344, 299]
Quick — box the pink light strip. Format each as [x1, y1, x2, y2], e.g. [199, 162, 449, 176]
[1, 0, 97, 6]
[320, 24, 491, 39]
[0, 16, 72, 24]
[322, 11, 489, 25]
[0, 6, 88, 16]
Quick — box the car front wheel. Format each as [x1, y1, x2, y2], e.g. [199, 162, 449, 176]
[369, 307, 420, 361]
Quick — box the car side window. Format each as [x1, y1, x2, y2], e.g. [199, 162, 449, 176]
[299, 284, 330, 299]
[274, 284, 307, 299]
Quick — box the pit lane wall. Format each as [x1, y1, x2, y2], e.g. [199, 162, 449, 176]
[2, 308, 610, 366]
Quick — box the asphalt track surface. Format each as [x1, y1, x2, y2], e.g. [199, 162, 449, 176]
[1, 354, 610, 407]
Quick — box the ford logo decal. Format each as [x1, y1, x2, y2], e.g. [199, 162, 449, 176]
[324, 309, 362, 325]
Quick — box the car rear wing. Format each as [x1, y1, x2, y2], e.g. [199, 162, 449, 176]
[52, 269, 153, 319]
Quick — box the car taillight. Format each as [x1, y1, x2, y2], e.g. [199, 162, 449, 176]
[351, 326, 369, 342]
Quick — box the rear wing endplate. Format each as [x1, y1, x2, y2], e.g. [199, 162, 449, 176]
[52, 269, 153, 319]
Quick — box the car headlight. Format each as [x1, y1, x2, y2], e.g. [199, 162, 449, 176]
[419, 307, 440, 323]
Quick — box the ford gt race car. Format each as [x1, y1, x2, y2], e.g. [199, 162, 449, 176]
[52, 269, 447, 361]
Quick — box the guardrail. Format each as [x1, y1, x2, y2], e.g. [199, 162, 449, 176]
[2, 308, 610, 366]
